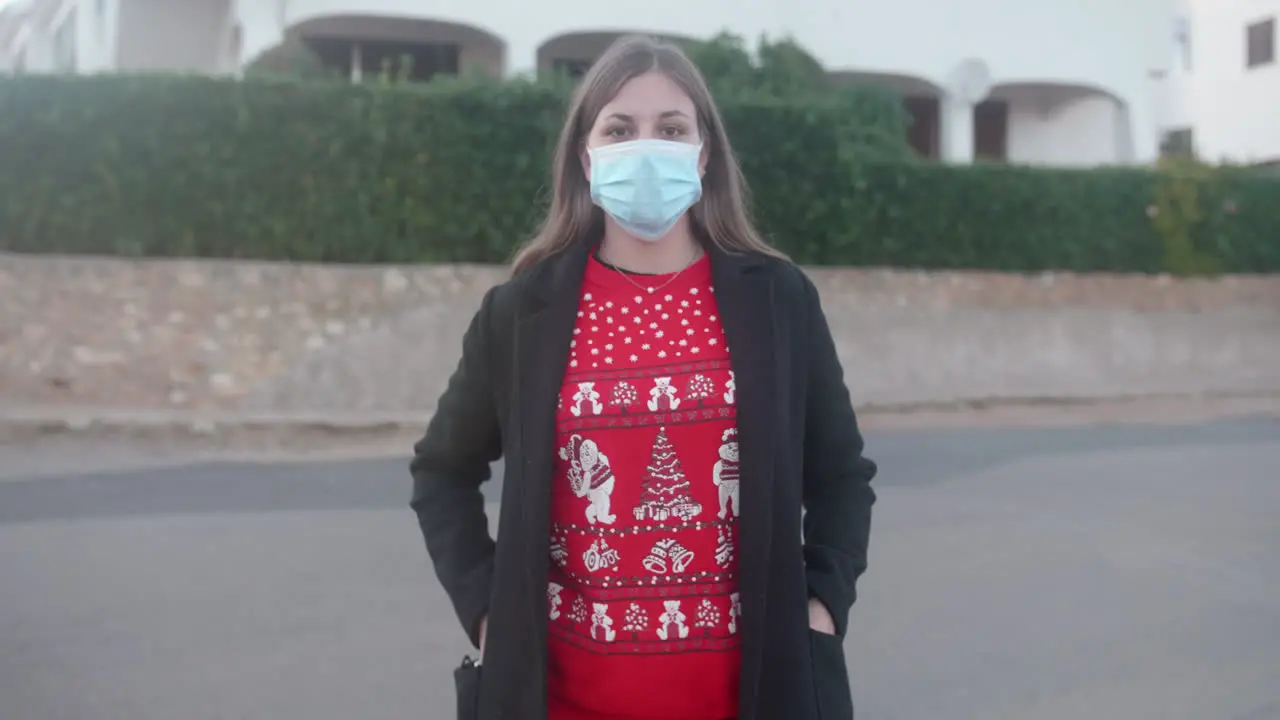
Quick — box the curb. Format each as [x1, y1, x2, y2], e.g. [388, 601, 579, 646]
[2, 392, 1278, 449]
[0, 409, 432, 452]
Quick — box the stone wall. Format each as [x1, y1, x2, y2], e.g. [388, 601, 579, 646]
[2, 252, 1277, 417]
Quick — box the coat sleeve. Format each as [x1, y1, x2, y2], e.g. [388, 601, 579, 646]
[409, 286, 504, 649]
[799, 272, 877, 637]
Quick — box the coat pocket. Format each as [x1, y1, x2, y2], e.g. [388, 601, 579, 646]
[808, 630, 854, 720]
[453, 655, 482, 720]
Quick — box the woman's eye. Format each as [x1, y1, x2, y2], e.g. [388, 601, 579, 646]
[661, 126, 684, 138]
[605, 126, 629, 139]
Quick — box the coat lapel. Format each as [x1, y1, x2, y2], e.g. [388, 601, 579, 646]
[510, 243, 590, 710]
[515, 242, 591, 522]
[709, 246, 778, 715]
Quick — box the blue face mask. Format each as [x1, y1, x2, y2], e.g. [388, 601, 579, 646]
[588, 139, 703, 241]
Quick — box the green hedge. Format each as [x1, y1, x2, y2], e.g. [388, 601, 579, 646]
[1, 74, 1277, 273]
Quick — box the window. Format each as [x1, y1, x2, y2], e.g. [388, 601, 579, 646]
[1160, 128, 1195, 158]
[903, 96, 940, 159]
[551, 58, 592, 80]
[1246, 17, 1275, 69]
[306, 38, 460, 83]
[973, 99, 1009, 162]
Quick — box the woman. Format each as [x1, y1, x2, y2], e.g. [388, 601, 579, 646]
[411, 35, 877, 720]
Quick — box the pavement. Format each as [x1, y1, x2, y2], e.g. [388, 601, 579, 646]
[1, 417, 1278, 720]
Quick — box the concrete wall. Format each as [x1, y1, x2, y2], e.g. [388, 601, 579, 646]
[8, 255, 1273, 418]
[244, 272, 1280, 417]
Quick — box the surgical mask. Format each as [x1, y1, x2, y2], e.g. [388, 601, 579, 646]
[588, 139, 703, 241]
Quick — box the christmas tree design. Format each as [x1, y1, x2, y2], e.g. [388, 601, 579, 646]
[610, 381, 638, 414]
[622, 602, 649, 641]
[686, 374, 715, 407]
[694, 597, 723, 636]
[633, 427, 703, 522]
[568, 596, 589, 624]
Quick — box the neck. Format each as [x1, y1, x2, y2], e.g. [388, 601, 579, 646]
[598, 218, 702, 275]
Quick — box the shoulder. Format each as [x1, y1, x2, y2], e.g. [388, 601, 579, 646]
[479, 273, 524, 318]
[474, 256, 541, 318]
[472, 249, 567, 328]
[768, 256, 816, 291]
[750, 253, 822, 309]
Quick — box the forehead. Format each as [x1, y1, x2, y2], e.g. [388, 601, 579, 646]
[596, 71, 696, 122]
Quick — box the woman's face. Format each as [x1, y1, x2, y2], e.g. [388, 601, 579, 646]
[582, 71, 708, 175]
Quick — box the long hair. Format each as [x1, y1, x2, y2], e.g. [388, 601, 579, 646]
[510, 35, 787, 275]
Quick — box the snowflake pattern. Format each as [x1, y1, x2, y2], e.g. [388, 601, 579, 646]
[568, 285, 727, 370]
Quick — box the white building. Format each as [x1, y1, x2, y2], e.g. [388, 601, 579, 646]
[1, 0, 1203, 167]
[1156, 0, 1279, 166]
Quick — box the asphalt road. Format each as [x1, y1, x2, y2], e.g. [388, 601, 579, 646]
[1, 418, 1278, 720]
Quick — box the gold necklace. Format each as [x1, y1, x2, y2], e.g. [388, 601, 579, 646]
[607, 247, 701, 295]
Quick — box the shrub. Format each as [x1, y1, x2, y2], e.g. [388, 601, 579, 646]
[0, 73, 906, 264]
[1150, 156, 1222, 276]
[0, 73, 1277, 273]
[834, 162, 1169, 272]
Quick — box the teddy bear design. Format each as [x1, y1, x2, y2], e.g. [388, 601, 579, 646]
[647, 377, 681, 412]
[657, 600, 690, 640]
[590, 603, 617, 642]
[571, 381, 603, 417]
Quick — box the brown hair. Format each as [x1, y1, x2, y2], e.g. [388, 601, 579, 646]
[510, 35, 787, 275]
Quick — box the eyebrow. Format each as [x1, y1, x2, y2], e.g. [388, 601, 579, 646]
[605, 110, 692, 122]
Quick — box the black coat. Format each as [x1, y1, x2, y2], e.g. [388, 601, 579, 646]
[411, 242, 877, 720]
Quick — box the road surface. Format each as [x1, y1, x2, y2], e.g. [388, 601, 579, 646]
[1, 418, 1278, 720]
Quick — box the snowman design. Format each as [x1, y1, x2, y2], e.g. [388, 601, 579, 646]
[728, 592, 741, 634]
[724, 371, 736, 405]
[590, 603, 617, 642]
[571, 381, 603, 417]
[657, 600, 690, 640]
[648, 377, 681, 411]
[559, 434, 617, 524]
[713, 428, 740, 519]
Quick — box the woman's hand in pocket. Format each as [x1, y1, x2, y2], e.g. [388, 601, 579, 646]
[807, 598, 836, 636]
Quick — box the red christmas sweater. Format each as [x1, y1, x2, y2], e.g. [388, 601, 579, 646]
[546, 252, 741, 720]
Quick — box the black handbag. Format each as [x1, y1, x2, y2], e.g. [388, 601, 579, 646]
[453, 655, 482, 720]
